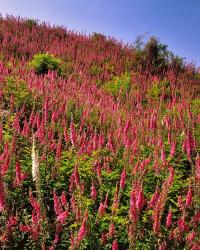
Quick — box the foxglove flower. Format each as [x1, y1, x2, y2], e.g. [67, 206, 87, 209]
[31, 135, 39, 182]
[90, 180, 97, 200]
[119, 167, 126, 189]
[166, 209, 172, 228]
[186, 187, 192, 207]
[77, 212, 88, 242]
[57, 210, 68, 224]
[112, 239, 118, 250]
[0, 180, 5, 212]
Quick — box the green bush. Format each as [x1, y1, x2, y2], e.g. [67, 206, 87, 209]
[60, 59, 74, 78]
[25, 19, 37, 29]
[103, 72, 131, 97]
[147, 80, 171, 100]
[90, 64, 103, 76]
[3, 76, 40, 112]
[30, 53, 61, 75]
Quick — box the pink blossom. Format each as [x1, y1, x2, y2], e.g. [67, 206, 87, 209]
[112, 239, 119, 250]
[90, 181, 97, 200]
[186, 231, 196, 242]
[61, 191, 67, 207]
[98, 202, 106, 217]
[57, 210, 69, 224]
[108, 223, 115, 237]
[20, 225, 31, 232]
[77, 218, 87, 242]
[166, 209, 172, 228]
[178, 217, 189, 232]
[170, 141, 176, 158]
[53, 191, 62, 216]
[195, 154, 200, 180]
[0, 180, 5, 212]
[6, 216, 18, 229]
[186, 187, 192, 207]
[148, 186, 159, 209]
[119, 167, 126, 189]
[167, 167, 174, 186]
[136, 189, 144, 210]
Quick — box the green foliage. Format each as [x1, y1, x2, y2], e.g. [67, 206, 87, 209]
[30, 53, 61, 75]
[60, 59, 74, 78]
[3, 76, 37, 111]
[25, 19, 37, 29]
[90, 64, 103, 77]
[103, 72, 131, 97]
[66, 99, 84, 124]
[91, 32, 106, 42]
[190, 98, 200, 115]
[132, 36, 185, 75]
[147, 80, 171, 100]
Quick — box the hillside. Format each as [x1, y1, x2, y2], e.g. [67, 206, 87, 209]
[0, 16, 200, 249]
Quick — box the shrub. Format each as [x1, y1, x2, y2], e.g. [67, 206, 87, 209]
[30, 53, 61, 75]
[60, 59, 74, 78]
[3, 76, 39, 112]
[25, 19, 37, 29]
[147, 80, 171, 100]
[90, 64, 103, 76]
[103, 72, 131, 97]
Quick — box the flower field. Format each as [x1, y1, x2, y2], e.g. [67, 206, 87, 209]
[0, 16, 199, 249]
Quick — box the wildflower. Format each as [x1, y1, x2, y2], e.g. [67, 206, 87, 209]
[61, 191, 67, 207]
[6, 216, 18, 229]
[166, 209, 172, 228]
[108, 223, 115, 237]
[0, 124, 2, 142]
[195, 154, 200, 180]
[15, 162, 24, 186]
[186, 187, 192, 207]
[158, 242, 166, 250]
[178, 217, 189, 232]
[136, 189, 144, 210]
[20, 225, 31, 232]
[119, 167, 126, 189]
[104, 193, 109, 208]
[147, 185, 159, 209]
[90, 181, 97, 200]
[112, 239, 119, 250]
[186, 231, 196, 242]
[167, 167, 174, 186]
[56, 137, 62, 161]
[101, 232, 107, 244]
[64, 127, 69, 142]
[98, 202, 105, 217]
[170, 141, 176, 158]
[1, 155, 10, 176]
[53, 191, 62, 216]
[31, 135, 40, 182]
[70, 120, 76, 146]
[57, 210, 69, 224]
[73, 165, 80, 187]
[0, 180, 5, 212]
[77, 213, 87, 242]
[53, 233, 59, 245]
[29, 191, 41, 219]
[178, 196, 184, 212]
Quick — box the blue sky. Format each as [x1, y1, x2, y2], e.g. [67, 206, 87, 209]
[0, 0, 199, 65]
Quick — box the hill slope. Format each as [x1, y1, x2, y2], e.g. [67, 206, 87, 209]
[0, 16, 199, 249]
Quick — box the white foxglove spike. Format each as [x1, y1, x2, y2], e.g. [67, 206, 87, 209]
[31, 135, 39, 182]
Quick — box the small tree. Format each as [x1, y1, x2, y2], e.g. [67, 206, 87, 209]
[30, 53, 61, 75]
[25, 19, 37, 29]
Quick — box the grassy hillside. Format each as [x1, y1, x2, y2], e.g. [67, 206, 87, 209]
[0, 16, 199, 249]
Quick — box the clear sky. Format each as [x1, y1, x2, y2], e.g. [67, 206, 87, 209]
[0, 0, 199, 65]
